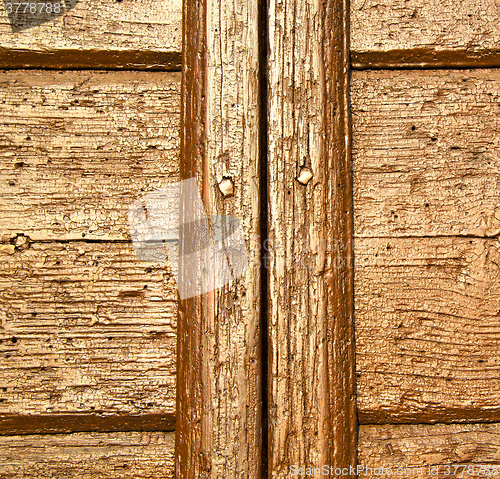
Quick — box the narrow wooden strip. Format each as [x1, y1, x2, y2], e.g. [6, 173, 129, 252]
[351, 49, 500, 70]
[0, 48, 181, 71]
[0, 431, 175, 478]
[352, 69, 500, 239]
[356, 236, 500, 424]
[0, 0, 181, 70]
[350, 0, 500, 61]
[0, 241, 177, 416]
[0, 413, 175, 435]
[359, 423, 500, 478]
[267, 0, 356, 475]
[176, 0, 262, 476]
[0, 70, 180, 241]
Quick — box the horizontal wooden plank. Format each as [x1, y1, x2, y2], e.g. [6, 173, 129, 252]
[351, 49, 500, 70]
[0, 0, 181, 69]
[0, 431, 174, 478]
[0, 240, 177, 416]
[0, 70, 180, 241]
[350, 0, 500, 68]
[355, 236, 500, 424]
[0, 413, 175, 435]
[352, 70, 500, 239]
[359, 423, 500, 478]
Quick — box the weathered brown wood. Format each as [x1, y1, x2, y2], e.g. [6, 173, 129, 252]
[352, 70, 500, 239]
[176, 0, 262, 476]
[0, 70, 180, 241]
[267, 0, 356, 475]
[356, 236, 500, 424]
[0, 241, 177, 416]
[0, 413, 175, 435]
[0, 431, 175, 478]
[350, 0, 500, 68]
[0, 0, 181, 70]
[359, 423, 500, 478]
[351, 49, 500, 70]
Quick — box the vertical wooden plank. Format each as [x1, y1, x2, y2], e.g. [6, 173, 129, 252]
[176, 0, 262, 476]
[267, 0, 357, 476]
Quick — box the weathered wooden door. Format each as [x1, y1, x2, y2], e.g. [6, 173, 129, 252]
[352, 1, 500, 475]
[2, 0, 500, 477]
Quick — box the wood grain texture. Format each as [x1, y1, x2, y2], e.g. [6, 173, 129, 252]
[356, 236, 500, 424]
[0, 0, 182, 69]
[352, 70, 500, 239]
[0, 70, 180, 242]
[0, 240, 177, 416]
[359, 423, 500, 478]
[267, 0, 356, 475]
[176, 0, 262, 476]
[0, 431, 175, 478]
[350, 0, 500, 68]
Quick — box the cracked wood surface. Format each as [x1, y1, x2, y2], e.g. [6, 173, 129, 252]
[0, 0, 182, 69]
[176, 0, 262, 476]
[0, 70, 180, 241]
[0, 431, 175, 478]
[0, 241, 177, 416]
[356, 237, 500, 423]
[267, 0, 356, 475]
[350, 0, 500, 68]
[352, 70, 500, 423]
[359, 423, 500, 478]
[353, 70, 500, 239]
[0, 70, 181, 420]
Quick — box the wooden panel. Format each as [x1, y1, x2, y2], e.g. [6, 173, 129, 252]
[176, 0, 262, 476]
[0, 431, 175, 478]
[350, 0, 500, 68]
[267, 0, 356, 475]
[353, 70, 500, 422]
[0, 240, 177, 416]
[0, 0, 182, 69]
[352, 70, 500, 239]
[355, 236, 500, 423]
[0, 70, 180, 423]
[359, 424, 500, 479]
[0, 70, 180, 242]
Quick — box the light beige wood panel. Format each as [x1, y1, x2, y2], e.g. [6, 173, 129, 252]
[350, 0, 500, 65]
[352, 70, 500, 239]
[0, 70, 180, 242]
[356, 236, 500, 423]
[359, 424, 500, 479]
[0, 0, 181, 69]
[0, 240, 177, 415]
[0, 431, 175, 478]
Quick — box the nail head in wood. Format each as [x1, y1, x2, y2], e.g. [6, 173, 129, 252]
[297, 167, 313, 185]
[218, 177, 235, 198]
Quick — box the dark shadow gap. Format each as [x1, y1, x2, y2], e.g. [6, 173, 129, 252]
[258, 0, 269, 474]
